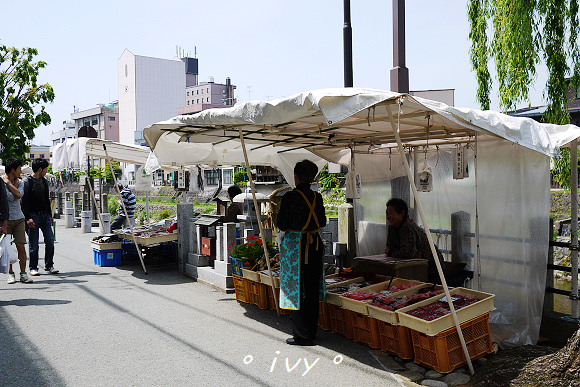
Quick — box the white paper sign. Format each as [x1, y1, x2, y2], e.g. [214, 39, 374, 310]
[135, 166, 153, 192]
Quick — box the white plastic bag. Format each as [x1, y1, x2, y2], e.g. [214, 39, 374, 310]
[0, 234, 18, 274]
[417, 161, 433, 192]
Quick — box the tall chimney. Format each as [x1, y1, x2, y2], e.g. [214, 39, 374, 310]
[390, 0, 409, 93]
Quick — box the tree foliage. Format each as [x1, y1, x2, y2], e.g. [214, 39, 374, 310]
[468, 0, 580, 187]
[0, 45, 54, 161]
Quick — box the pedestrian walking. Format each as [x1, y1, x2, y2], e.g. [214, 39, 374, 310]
[110, 184, 136, 231]
[22, 158, 58, 275]
[2, 157, 33, 283]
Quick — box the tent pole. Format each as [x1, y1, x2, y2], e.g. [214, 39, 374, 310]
[238, 128, 280, 316]
[86, 176, 106, 234]
[413, 147, 419, 223]
[146, 191, 150, 224]
[571, 140, 578, 319]
[103, 144, 148, 275]
[387, 102, 474, 375]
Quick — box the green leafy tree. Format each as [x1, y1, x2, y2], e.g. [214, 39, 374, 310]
[0, 45, 54, 160]
[468, 0, 580, 186]
[103, 161, 121, 180]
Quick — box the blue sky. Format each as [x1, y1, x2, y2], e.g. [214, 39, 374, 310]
[2, 0, 548, 146]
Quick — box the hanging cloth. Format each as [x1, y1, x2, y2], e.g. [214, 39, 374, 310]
[279, 191, 326, 310]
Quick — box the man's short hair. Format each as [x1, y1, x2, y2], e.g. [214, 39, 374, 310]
[386, 198, 408, 217]
[3, 157, 22, 174]
[31, 158, 49, 172]
[294, 159, 318, 184]
[227, 185, 242, 198]
[117, 183, 124, 191]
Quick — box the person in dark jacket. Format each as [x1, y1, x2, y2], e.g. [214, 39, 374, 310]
[22, 158, 58, 274]
[110, 184, 136, 231]
[277, 160, 326, 346]
[224, 185, 243, 223]
[385, 198, 445, 283]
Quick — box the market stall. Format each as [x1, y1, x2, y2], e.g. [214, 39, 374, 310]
[143, 87, 580, 354]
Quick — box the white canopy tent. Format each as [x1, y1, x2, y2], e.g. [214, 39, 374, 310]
[51, 138, 155, 172]
[144, 88, 580, 350]
[143, 135, 327, 187]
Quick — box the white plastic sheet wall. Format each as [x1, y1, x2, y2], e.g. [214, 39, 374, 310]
[354, 135, 550, 347]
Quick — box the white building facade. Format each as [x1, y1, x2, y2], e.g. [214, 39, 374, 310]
[118, 49, 185, 146]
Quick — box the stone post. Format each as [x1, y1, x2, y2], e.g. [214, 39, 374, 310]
[177, 202, 193, 274]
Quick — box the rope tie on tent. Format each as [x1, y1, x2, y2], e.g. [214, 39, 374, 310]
[389, 148, 392, 170]
[186, 135, 190, 143]
[435, 146, 440, 167]
[367, 106, 376, 126]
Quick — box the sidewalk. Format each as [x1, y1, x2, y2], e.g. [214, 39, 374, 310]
[0, 223, 413, 387]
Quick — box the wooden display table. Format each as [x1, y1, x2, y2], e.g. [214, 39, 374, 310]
[354, 254, 428, 282]
[117, 232, 177, 246]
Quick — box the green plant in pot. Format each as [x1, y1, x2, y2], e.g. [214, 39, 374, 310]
[228, 236, 276, 271]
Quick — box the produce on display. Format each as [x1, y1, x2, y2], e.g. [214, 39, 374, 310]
[370, 289, 444, 311]
[404, 295, 478, 321]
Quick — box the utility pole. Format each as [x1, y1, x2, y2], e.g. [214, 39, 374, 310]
[343, 0, 353, 87]
[390, 0, 409, 93]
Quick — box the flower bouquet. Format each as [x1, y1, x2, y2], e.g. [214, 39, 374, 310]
[228, 235, 276, 271]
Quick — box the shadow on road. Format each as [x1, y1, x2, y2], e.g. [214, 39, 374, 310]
[236, 302, 388, 375]
[0, 308, 67, 386]
[113, 259, 194, 286]
[0, 299, 72, 307]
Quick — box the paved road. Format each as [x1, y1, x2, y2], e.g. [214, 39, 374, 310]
[1, 223, 415, 387]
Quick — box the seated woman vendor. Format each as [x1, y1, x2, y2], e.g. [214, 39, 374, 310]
[385, 198, 445, 284]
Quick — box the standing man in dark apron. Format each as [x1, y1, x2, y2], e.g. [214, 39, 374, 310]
[277, 160, 326, 346]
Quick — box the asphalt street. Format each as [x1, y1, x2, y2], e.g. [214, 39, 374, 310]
[0, 222, 416, 387]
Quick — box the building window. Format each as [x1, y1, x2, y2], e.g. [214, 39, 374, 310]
[187, 91, 190, 96]
[222, 169, 233, 185]
[201, 89, 204, 94]
[207, 97, 209, 102]
[92, 117, 98, 125]
[187, 101, 190, 105]
[108, 116, 116, 121]
[29, 154, 35, 159]
[204, 170, 219, 186]
[84, 119, 90, 126]
[207, 88, 209, 93]
[197, 99, 199, 104]
[39, 154, 45, 159]
[223, 89, 226, 94]
[197, 90, 199, 95]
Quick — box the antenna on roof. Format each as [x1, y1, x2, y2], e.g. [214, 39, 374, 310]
[195, 46, 197, 58]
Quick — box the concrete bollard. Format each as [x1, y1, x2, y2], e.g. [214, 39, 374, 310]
[64, 200, 75, 228]
[81, 211, 92, 233]
[99, 213, 111, 235]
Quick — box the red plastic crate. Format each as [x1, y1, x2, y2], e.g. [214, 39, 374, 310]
[377, 320, 414, 359]
[350, 312, 381, 349]
[318, 301, 331, 330]
[328, 304, 354, 339]
[247, 280, 269, 309]
[411, 312, 493, 373]
[233, 274, 249, 303]
[267, 287, 290, 315]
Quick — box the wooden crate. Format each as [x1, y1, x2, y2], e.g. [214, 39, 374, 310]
[325, 276, 365, 306]
[350, 312, 381, 349]
[367, 284, 444, 325]
[376, 320, 414, 359]
[411, 312, 493, 373]
[327, 304, 354, 339]
[247, 280, 269, 309]
[91, 241, 122, 250]
[242, 268, 261, 283]
[339, 278, 426, 316]
[318, 301, 332, 330]
[397, 288, 495, 335]
[233, 274, 249, 303]
[259, 271, 280, 287]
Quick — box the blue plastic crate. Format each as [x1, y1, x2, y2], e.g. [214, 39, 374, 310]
[230, 256, 243, 276]
[93, 248, 122, 267]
